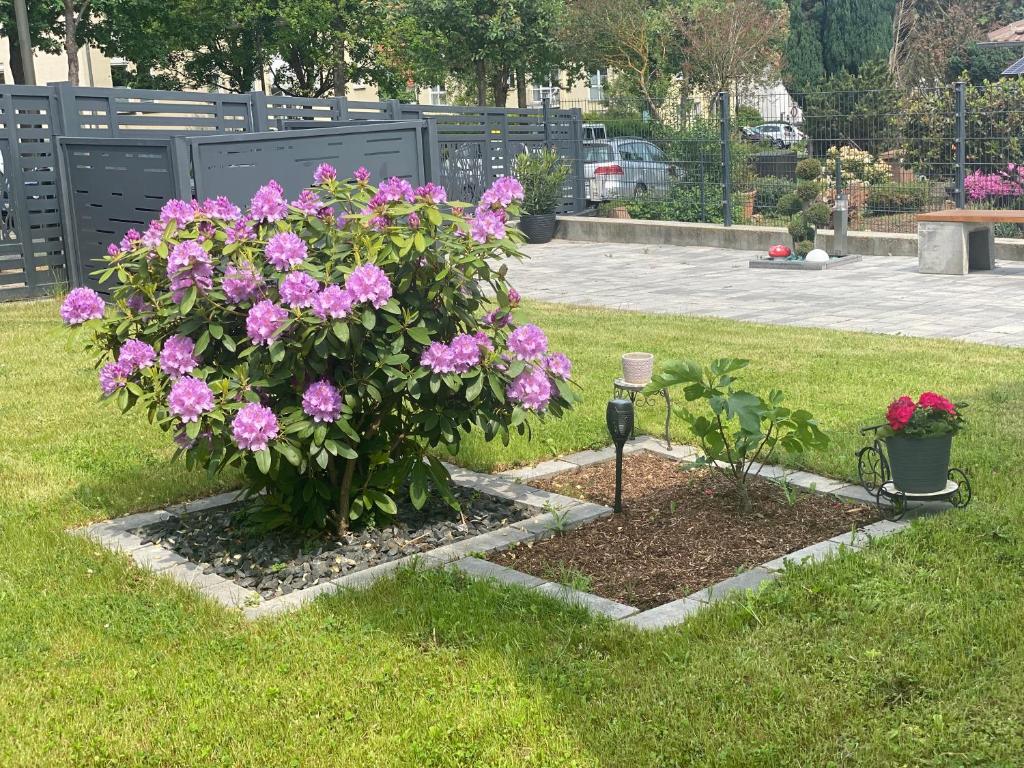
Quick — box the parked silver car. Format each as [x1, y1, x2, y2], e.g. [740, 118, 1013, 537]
[751, 122, 806, 148]
[583, 138, 678, 201]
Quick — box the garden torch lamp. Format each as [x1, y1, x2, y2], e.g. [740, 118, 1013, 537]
[606, 398, 634, 514]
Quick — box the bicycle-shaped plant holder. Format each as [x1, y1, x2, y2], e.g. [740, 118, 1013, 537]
[856, 424, 972, 519]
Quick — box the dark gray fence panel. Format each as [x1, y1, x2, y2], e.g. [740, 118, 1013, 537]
[57, 137, 187, 291]
[188, 121, 430, 203]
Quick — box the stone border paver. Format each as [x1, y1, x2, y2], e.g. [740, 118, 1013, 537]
[70, 434, 925, 626]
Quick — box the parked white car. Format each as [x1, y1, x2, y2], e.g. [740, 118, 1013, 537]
[751, 122, 806, 148]
[583, 138, 678, 201]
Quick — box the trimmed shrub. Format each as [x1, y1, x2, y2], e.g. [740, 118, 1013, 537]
[796, 158, 822, 181]
[794, 239, 815, 258]
[865, 182, 930, 215]
[795, 180, 820, 203]
[753, 176, 796, 211]
[61, 171, 578, 532]
[776, 192, 803, 217]
[805, 202, 831, 228]
[788, 218, 814, 242]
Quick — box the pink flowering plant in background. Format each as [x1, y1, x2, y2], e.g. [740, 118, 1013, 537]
[881, 391, 964, 438]
[62, 170, 578, 531]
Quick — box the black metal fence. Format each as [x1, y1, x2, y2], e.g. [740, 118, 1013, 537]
[0, 84, 585, 301]
[563, 80, 1024, 239]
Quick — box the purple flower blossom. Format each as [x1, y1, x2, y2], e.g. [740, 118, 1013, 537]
[506, 366, 552, 412]
[160, 335, 199, 378]
[302, 379, 342, 423]
[118, 339, 156, 372]
[481, 308, 511, 328]
[421, 342, 456, 373]
[469, 208, 506, 243]
[167, 376, 214, 423]
[543, 352, 572, 380]
[225, 219, 256, 244]
[265, 231, 307, 271]
[201, 196, 242, 221]
[479, 176, 524, 210]
[99, 361, 131, 396]
[222, 264, 263, 304]
[449, 333, 482, 372]
[414, 182, 447, 205]
[232, 403, 279, 451]
[141, 220, 165, 249]
[507, 323, 547, 361]
[166, 240, 213, 302]
[60, 287, 105, 325]
[250, 180, 287, 222]
[407, 212, 421, 229]
[345, 263, 392, 308]
[125, 292, 149, 314]
[377, 177, 415, 203]
[474, 331, 494, 352]
[107, 242, 123, 257]
[279, 271, 320, 308]
[312, 284, 354, 319]
[160, 198, 197, 226]
[246, 300, 288, 345]
[368, 215, 390, 231]
[507, 287, 521, 307]
[291, 189, 323, 216]
[313, 163, 337, 185]
[353, 166, 370, 183]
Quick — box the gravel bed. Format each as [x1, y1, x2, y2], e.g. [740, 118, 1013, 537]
[132, 487, 528, 600]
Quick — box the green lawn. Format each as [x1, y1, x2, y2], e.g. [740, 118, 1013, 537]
[4, 297, 1024, 766]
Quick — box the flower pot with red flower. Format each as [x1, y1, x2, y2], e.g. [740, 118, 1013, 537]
[879, 392, 964, 494]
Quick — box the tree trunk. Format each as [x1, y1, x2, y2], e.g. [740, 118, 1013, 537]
[7, 23, 24, 85]
[516, 68, 527, 108]
[734, 480, 752, 515]
[491, 69, 510, 107]
[332, 41, 347, 97]
[64, 0, 81, 86]
[335, 458, 356, 535]
[475, 59, 487, 106]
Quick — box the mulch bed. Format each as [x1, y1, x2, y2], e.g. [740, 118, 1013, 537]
[133, 486, 528, 601]
[490, 451, 879, 610]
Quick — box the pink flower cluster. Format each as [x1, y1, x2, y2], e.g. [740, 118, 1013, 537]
[420, 332, 491, 374]
[506, 366, 552, 412]
[60, 287, 105, 325]
[265, 231, 307, 270]
[118, 339, 156, 371]
[885, 391, 958, 431]
[467, 176, 524, 244]
[160, 335, 199, 378]
[345, 263, 392, 308]
[507, 324, 547, 360]
[250, 180, 288, 222]
[313, 284, 354, 319]
[302, 379, 343, 422]
[232, 402, 279, 451]
[246, 300, 289, 345]
[313, 163, 337, 185]
[415, 182, 447, 205]
[99, 361, 131, 395]
[222, 264, 263, 304]
[279, 272, 320, 308]
[166, 240, 213, 302]
[168, 376, 215, 423]
[965, 165, 1024, 202]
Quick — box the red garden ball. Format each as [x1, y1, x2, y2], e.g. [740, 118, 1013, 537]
[768, 244, 791, 259]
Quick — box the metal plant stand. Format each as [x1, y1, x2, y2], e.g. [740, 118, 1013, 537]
[855, 425, 972, 519]
[612, 378, 672, 449]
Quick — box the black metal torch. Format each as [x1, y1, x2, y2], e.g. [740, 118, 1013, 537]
[606, 398, 634, 514]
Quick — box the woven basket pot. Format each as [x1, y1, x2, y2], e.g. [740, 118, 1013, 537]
[621, 352, 654, 385]
[885, 433, 952, 494]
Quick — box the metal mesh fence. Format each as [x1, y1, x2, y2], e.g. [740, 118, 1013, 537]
[562, 82, 1024, 238]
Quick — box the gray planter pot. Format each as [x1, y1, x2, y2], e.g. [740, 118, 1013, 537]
[519, 213, 557, 244]
[885, 433, 953, 494]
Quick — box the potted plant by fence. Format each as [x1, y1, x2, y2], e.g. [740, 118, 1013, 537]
[880, 392, 964, 494]
[513, 148, 571, 244]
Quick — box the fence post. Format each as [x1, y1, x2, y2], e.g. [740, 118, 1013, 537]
[571, 108, 586, 212]
[248, 91, 269, 132]
[719, 91, 732, 227]
[954, 81, 966, 209]
[385, 99, 402, 120]
[335, 96, 349, 121]
[542, 97, 552, 147]
[52, 81, 81, 136]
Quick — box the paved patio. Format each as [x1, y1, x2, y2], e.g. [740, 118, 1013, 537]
[516, 241, 1024, 347]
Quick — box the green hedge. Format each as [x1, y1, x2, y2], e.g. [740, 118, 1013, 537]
[865, 182, 930, 214]
[753, 176, 796, 212]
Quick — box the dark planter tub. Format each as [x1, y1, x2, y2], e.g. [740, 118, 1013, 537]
[885, 433, 953, 494]
[519, 213, 558, 244]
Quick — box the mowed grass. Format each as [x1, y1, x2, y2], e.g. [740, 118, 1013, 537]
[4, 297, 1024, 766]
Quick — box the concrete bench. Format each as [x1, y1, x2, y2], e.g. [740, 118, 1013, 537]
[917, 210, 1024, 275]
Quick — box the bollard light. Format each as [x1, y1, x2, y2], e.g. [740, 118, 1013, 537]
[606, 399, 634, 514]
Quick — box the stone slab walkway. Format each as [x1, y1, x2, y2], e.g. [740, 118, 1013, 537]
[516, 241, 1024, 347]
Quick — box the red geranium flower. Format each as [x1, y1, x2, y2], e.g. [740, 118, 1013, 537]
[918, 391, 956, 415]
[885, 395, 916, 431]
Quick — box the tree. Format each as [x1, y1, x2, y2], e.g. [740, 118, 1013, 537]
[674, 0, 788, 102]
[0, 0, 64, 84]
[562, 0, 678, 120]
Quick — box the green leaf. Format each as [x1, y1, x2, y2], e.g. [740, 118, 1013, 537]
[179, 286, 197, 315]
[332, 321, 349, 342]
[406, 326, 431, 345]
[465, 375, 484, 402]
[274, 442, 303, 467]
[254, 449, 272, 474]
[221, 334, 236, 352]
[361, 309, 376, 330]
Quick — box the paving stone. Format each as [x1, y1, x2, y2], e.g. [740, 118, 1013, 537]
[785, 471, 849, 494]
[199, 579, 257, 608]
[639, 441, 699, 462]
[622, 598, 705, 630]
[131, 544, 187, 572]
[703, 567, 779, 603]
[450, 557, 546, 588]
[561, 446, 619, 466]
[166, 490, 247, 516]
[500, 459, 577, 482]
[165, 562, 229, 591]
[762, 539, 842, 571]
[535, 582, 639, 619]
[95, 530, 147, 553]
[510, 502, 613, 537]
[423, 526, 535, 563]
[829, 529, 871, 549]
[832, 484, 885, 505]
[859, 518, 910, 538]
[103, 509, 172, 532]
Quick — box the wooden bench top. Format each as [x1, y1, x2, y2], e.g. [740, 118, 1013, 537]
[917, 209, 1024, 224]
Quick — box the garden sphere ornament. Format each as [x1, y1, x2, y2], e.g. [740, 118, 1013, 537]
[805, 248, 829, 262]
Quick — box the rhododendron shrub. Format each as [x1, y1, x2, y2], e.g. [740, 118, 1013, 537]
[62, 171, 577, 531]
[881, 391, 964, 438]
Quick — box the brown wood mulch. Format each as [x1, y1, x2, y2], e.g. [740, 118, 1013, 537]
[489, 451, 879, 610]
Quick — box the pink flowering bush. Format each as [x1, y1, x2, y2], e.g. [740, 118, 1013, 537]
[964, 164, 1024, 203]
[61, 170, 577, 531]
[882, 391, 964, 438]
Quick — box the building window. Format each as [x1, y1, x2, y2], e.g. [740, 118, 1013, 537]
[588, 68, 607, 101]
[428, 84, 447, 106]
[531, 73, 561, 107]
